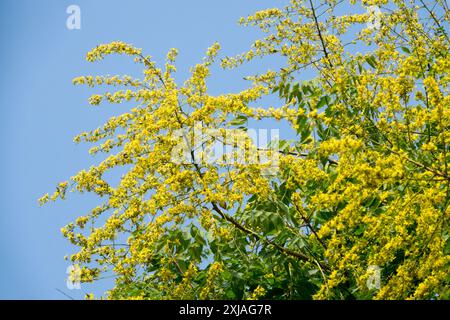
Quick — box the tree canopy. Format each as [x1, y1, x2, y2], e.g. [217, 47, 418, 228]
[41, 0, 449, 300]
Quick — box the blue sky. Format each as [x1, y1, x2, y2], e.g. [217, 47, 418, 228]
[0, 0, 296, 299]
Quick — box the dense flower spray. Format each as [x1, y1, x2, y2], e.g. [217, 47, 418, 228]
[41, 0, 449, 299]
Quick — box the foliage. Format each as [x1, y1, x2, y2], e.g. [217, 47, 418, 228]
[40, 0, 450, 300]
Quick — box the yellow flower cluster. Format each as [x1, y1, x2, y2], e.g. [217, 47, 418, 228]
[86, 41, 142, 62]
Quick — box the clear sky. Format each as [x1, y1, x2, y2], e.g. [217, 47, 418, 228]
[0, 0, 299, 299]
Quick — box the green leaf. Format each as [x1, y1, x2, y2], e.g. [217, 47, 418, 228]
[283, 83, 291, 98]
[365, 55, 378, 69]
[271, 84, 280, 94]
[297, 114, 307, 130]
[278, 139, 290, 152]
[228, 115, 248, 126]
[301, 129, 312, 144]
[302, 84, 312, 95]
[292, 82, 300, 95]
[316, 95, 330, 109]
[444, 235, 450, 255]
[400, 46, 411, 54]
[357, 61, 363, 74]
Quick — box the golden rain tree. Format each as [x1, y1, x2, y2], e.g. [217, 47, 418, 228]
[40, 0, 449, 299]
